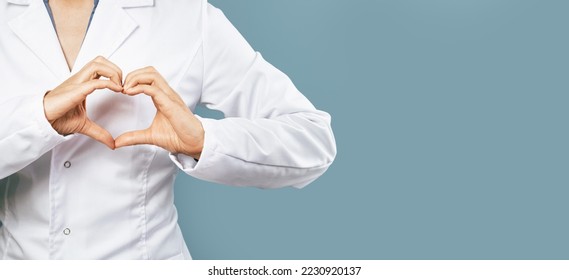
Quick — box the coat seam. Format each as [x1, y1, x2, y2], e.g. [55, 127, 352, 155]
[1, 179, 10, 260]
[138, 147, 156, 260]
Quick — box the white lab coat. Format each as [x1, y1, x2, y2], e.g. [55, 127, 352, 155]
[0, 0, 336, 259]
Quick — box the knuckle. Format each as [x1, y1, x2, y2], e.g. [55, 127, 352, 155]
[88, 62, 100, 72]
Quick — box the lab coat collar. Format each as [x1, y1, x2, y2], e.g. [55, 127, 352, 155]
[7, 0, 152, 79]
[5, 0, 29, 5]
[7, 0, 69, 79]
[6, 0, 154, 8]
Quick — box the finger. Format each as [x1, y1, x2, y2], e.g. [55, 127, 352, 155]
[92, 56, 123, 82]
[92, 63, 123, 87]
[77, 59, 123, 87]
[78, 79, 124, 97]
[123, 67, 150, 89]
[45, 79, 122, 116]
[79, 119, 116, 150]
[123, 84, 176, 114]
[124, 67, 165, 90]
[79, 63, 123, 87]
[115, 129, 153, 149]
[55, 80, 122, 109]
[123, 84, 161, 98]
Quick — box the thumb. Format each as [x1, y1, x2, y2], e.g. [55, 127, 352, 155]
[115, 129, 153, 149]
[79, 119, 116, 150]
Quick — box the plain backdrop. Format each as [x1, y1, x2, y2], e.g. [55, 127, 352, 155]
[175, 0, 569, 259]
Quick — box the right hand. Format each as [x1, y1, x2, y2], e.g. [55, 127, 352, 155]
[43, 56, 123, 149]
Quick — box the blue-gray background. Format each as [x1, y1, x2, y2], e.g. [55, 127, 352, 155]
[176, 0, 569, 259]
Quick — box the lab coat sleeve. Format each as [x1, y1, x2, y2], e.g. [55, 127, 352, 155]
[169, 3, 337, 189]
[0, 92, 68, 179]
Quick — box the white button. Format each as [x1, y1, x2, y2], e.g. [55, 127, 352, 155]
[63, 228, 71, 235]
[64, 161, 71, 168]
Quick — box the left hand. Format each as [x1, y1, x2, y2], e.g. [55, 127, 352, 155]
[115, 66, 205, 159]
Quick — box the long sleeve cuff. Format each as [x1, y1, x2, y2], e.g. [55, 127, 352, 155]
[168, 116, 218, 173]
[31, 94, 70, 146]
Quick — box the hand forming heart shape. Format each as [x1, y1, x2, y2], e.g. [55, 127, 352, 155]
[43, 56, 204, 159]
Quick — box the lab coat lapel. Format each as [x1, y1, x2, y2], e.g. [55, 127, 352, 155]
[72, 0, 154, 73]
[7, 0, 70, 80]
[119, 0, 154, 8]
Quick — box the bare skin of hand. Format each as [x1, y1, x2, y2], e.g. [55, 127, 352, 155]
[115, 66, 205, 159]
[43, 56, 123, 149]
